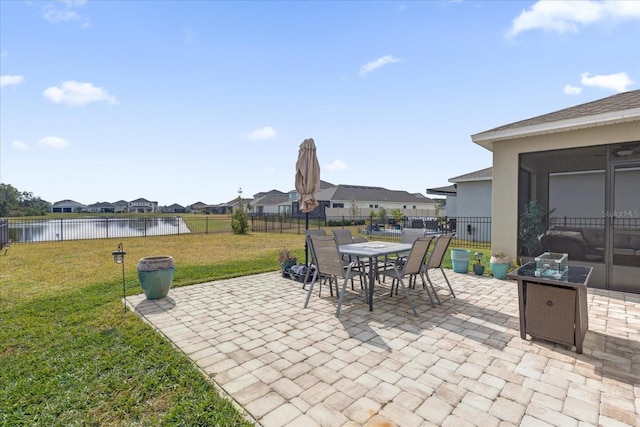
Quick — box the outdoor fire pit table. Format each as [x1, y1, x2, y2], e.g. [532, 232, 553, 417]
[508, 262, 593, 354]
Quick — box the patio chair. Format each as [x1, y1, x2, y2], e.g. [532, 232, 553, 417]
[332, 229, 354, 260]
[385, 234, 435, 294]
[423, 234, 456, 303]
[302, 230, 332, 292]
[379, 236, 436, 314]
[383, 228, 427, 284]
[334, 229, 378, 283]
[303, 235, 368, 317]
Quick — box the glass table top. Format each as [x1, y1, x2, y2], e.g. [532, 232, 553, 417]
[511, 262, 592, 286]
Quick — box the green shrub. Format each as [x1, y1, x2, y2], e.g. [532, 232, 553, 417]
[231, 199, 249, 234]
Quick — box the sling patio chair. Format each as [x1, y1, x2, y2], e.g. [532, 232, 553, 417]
[332, 229, 371, 287]
[303, 235, 368, 317]
[423, 233, 456, 304]
[302, 230, 344, 297]
[383, 228, 428, 282]
[379, 236, 437, 314]
[332, 229, 355, 262]
[302, 229, 327, 288]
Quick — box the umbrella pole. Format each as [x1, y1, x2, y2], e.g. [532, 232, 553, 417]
[305, 212, 309, 266]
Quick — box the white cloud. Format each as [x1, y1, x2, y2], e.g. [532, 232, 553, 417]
[507, 0, 640, 37]
[43, 1, 90, 28]
[12, 140, 29, 151]
[246, 126, 277, 141]
[326, 160, 348, 171]
[581, 72, 635, 92]
[359, 55, 401, 76]
[43, 81, 116, 106]
[1, 74, 25, 87]
[39, 136, 71, 150]
[564, 84, 583, 95]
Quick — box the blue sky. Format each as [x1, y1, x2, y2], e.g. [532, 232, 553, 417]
[1, 0, 639, 207]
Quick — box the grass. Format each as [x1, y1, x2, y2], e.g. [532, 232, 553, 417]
[0, 232, 306, 426]
[0, 231, 490, 426]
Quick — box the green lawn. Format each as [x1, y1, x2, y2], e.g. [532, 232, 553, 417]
[0, 232, 491, 426]
[0, 233, 307, 426]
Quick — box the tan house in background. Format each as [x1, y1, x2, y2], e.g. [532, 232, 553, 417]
[472, 89, 640, 292]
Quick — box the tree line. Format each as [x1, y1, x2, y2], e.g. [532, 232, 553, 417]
[0, 183, 49, 217]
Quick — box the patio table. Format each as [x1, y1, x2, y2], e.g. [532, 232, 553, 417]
[508, 262, 592, 354]
[339, 241, 412, 312]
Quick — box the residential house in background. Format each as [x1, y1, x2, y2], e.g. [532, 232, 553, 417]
[162, 204, 187, 213]
[51, 200, 85, 213]
[113, 200, 129, 213]
[472, 89, 640, 292]
[128, 198, 158, 213]
[86, 202, 115, 213]
[297, 184, 439, 220]
[426, 184, 457, 217]
[250, 190, 290, 214]
[189, 202, 207, 214]
[427, 167, 493, 241]
[223, 197, 253, 214]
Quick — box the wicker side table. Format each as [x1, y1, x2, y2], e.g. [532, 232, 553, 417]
[508, 262, 592, 354]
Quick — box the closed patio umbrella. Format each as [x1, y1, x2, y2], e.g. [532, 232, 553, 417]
[295, 138, 321, 265]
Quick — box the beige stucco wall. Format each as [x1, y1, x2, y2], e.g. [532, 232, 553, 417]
[489, 120, 640, 262]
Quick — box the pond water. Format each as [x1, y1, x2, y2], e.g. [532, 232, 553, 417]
[9, 217, 191, 243]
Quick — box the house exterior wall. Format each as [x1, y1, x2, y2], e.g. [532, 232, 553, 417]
[491, 120, 640, 260]
[445, 196, 457, 217]
[129, 200, 158, 213]
[456, 181, 492, 217]
[327, 200, 437, 215]
[454, 181, 492, 242]
[326, 207, 439, 220]
[254, 205, 281, 214]
[51, 202, 84, 213]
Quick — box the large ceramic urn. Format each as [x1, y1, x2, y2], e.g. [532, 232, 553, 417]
[137, 256, 175, 299]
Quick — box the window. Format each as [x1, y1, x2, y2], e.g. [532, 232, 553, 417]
[333, 203, 344, 208]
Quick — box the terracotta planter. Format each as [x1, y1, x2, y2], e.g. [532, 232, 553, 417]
[137, 256, 175, 299]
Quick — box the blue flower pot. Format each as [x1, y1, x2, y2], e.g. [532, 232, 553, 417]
[490, 262, 509, 280]
[451, 249, 471, 273]
[138, 256, 175, 299]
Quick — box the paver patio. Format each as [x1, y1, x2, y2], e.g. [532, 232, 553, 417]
[127, 271, 640, 427]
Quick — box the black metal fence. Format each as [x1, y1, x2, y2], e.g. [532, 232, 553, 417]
[4, 216, 227, 243]
[0, 218, 8, 249]
[250, 214, 492, 249]
[3, 215, 493, 249]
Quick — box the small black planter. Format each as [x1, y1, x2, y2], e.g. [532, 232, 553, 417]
[473, 264, 485, 275]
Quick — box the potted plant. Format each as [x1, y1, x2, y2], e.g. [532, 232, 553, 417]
[473, 252, 485, 275]
[277, 247, 297, 276]
[518, 200, 545, 258]
[490, 251, 510, 280]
